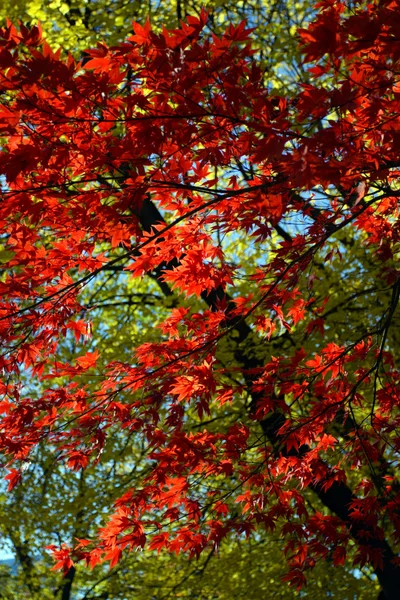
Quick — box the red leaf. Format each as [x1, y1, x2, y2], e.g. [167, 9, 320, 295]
[76, 350, 99, 371]
[5, 468, 22, 491]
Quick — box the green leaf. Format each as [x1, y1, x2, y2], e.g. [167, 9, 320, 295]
[0, 249, 15, 263]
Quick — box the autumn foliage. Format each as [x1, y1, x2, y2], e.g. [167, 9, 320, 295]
[1, 1, 400, 598]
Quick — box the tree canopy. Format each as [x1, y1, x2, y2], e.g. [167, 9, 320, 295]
[0, 1, 400, 599]
[0, 0, 314, 89]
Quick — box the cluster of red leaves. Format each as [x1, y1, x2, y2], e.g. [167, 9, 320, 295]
[0, 1, 400, 594]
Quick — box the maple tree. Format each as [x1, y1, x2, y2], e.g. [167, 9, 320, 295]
[0, 0, 313, 91]
[1, 1, 400, 598]
[1, 467, 375, 599]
